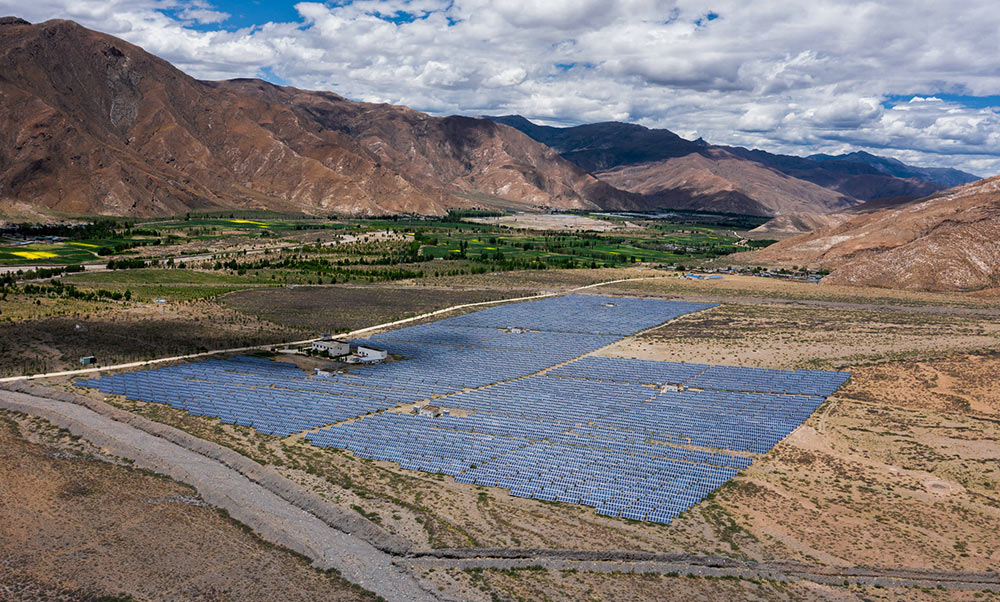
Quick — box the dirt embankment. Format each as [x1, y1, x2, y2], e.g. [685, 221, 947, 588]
[0, 383, 437, 602]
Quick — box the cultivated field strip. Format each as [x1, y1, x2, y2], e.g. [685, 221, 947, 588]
[77, 294, 851, 525]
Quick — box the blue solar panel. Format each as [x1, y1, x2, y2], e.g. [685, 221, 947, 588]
[75, 294, 850, 525]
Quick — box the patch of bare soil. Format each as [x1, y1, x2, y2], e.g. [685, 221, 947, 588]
[602, 273, 999, 309]
[605, 303, 1000, 369]
[720, 399, 1000, 571]
[464, 213, 630, 231]
[839, 351, 1000, 414]
[0, 301, 306, 377]
[0, 410, 375, 602]
[420, 566, 994, 602]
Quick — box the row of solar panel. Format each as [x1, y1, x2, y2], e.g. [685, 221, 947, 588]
[548, 355, 851, 396]
[76, 294, 847, 526]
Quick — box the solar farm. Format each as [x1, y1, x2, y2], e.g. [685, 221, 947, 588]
[76, 294, 850, 524]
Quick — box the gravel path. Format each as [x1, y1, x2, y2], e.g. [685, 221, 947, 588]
[0, 388, 438, 602]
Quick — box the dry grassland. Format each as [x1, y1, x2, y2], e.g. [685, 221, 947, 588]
[419, 567, 999, 602]
[603, 304, 1000, 369]
[0, 410, 376, 602]
[221, 285, 532, 332]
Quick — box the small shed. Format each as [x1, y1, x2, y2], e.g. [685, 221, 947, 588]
[418, 405, 443, 418]
[79, 355, 97, 366]
[356, 346, 388, 362]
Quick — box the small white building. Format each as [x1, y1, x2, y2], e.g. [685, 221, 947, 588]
[356, 346, 388, 362]
[311, 340, 350, 357]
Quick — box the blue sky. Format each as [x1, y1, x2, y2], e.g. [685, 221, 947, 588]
[160, 0, 311, 31]
[3, 0, 1000, 175]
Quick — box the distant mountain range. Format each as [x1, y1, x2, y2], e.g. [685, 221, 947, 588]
[488, 116, 980, 218]
[807, 151, 977, 189]
[0, 16, 985, 223]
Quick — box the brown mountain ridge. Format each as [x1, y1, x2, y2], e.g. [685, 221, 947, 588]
[0, 17, 639, 217]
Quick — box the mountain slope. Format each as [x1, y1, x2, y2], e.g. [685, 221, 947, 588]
[487, 115, 706, 172]
[488, 115, 975, 217]
[594, 147, 857, 217]
[737, 177, 1000, 291]
[0, 18, 638, 217]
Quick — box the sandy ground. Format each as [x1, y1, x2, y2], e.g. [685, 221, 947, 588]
[419, 567, 1000, 602]
[465, 213, 631, 231]
[0, 410, 374, 602]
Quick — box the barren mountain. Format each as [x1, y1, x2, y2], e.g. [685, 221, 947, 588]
[0, 18, 636, 217]
[594, 147, 857, 217]
[738, 177, 1000, 291]
[488, 116, 975, 217]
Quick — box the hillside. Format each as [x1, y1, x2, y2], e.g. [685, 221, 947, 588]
[748, 212, 852, 237]
[737, 177, 1000, 291]
[594, 147, 857, 217]
[0, 17, 638, 217]
[488, 115, 977, 218]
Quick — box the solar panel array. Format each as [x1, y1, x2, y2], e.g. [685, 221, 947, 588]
[75, 293, 852, 525]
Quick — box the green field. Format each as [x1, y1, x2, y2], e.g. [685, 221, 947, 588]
[414, 229, 745, 267]
[150, 217, 349, 236]
[0, 241, 110, 265]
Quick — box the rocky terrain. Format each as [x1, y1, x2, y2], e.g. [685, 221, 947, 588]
[738, 176, 1000, 291]
[747, 211, 852, 236]
[0, 17, 637, 218]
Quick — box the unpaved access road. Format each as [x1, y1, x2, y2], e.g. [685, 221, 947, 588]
[0, 387, 437, 602]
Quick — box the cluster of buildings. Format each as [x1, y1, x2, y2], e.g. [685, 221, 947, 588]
[311, 336, 387, 364]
